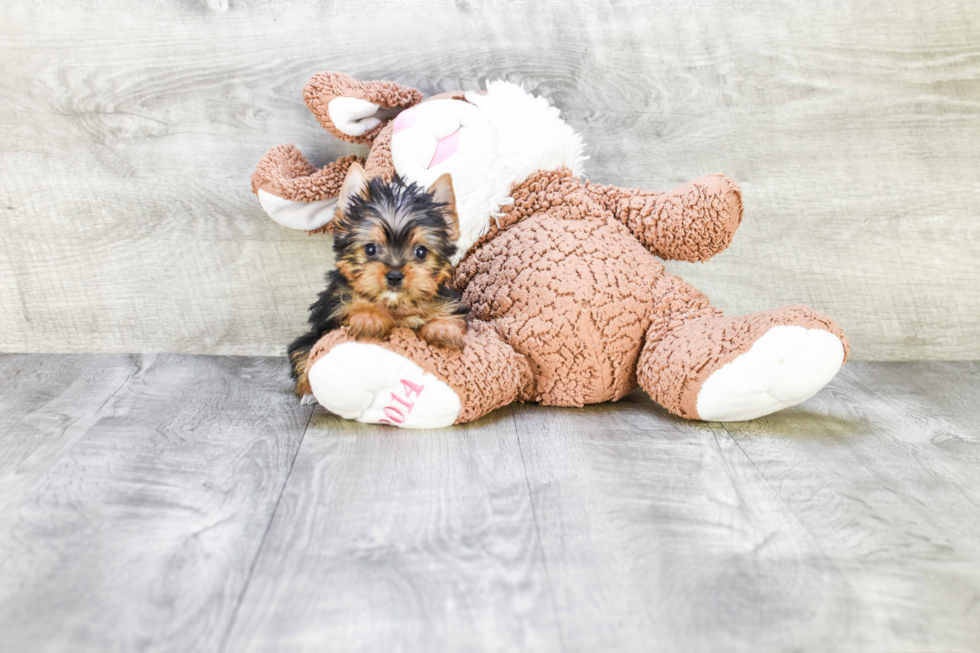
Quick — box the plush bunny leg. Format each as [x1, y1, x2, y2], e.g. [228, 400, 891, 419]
[305, 322, 534, 427]
[637, 277, 849, 421]
[587, 174, 743, 262]
[251, 146, 363, 232]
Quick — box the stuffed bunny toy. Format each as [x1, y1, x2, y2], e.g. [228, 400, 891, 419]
[252, 72, 848, 428]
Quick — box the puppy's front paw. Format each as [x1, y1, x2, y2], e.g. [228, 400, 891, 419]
[420, 317, 466, 350]
[348, 308, 394, 341]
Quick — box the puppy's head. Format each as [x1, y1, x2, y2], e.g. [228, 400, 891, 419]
[332, 163, 460, 308]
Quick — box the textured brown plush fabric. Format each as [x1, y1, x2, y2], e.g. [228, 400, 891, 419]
[303, 72, 423, 144]
[258, 72, 849, 424]
[461, 169, 743, 263]
[638, 304, 850, 419]
[455, 170, 671, 406]
[304, 167, 847, 423]
[251, 145, 364, 203]
[363, 123, 398, 183]
[307, 322, 535, 424]
[586, 174, 743, 262]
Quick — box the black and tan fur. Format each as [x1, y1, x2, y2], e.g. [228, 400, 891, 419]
[288, 163, 467, 397]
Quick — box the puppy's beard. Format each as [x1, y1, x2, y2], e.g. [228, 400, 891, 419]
[381, 289, 404, 307]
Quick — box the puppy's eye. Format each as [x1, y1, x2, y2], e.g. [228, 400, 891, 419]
[414, 246, 428, 260]
[364, 243, 378, 257]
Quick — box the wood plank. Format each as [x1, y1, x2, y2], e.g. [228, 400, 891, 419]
[1, 1, 978, 357]
[509, 395, 856, 653]
[720, 361, 980, 651]
[222, 406, 562, 653]
[0, 354, 313, 653]
[2, 355, 979, 650]
[0, 354, 137, 482]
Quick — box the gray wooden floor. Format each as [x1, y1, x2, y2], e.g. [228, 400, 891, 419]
[1, 355, 978, 652]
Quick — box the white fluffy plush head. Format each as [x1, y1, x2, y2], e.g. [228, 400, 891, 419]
[389, 81, 587, 262]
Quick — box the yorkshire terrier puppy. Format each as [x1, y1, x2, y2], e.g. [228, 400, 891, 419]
[288, 163, 467, 397]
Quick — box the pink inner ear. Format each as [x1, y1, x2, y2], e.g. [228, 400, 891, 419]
[392, 106, 419, 134]
[428, 129, 460, 168]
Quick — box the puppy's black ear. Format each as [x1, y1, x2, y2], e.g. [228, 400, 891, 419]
[427, 174, 459, 241]
[335, 162, 370, 226]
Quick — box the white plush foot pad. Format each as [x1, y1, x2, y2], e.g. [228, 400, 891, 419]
[307, 342, 461, 428]
[695, 326, 845, 422]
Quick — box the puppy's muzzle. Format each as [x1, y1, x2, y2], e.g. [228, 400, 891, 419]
[385, 270, 404, 287]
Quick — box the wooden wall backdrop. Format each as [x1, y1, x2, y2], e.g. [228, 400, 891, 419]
[1, 0, 978, 359]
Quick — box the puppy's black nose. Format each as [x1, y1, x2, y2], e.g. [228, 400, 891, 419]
[385, 270, 404, 286]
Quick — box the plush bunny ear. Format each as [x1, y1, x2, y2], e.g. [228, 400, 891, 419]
[303, 71, 424, 144]
[427, 173, 459, 241]
[252, 145, 364, 233]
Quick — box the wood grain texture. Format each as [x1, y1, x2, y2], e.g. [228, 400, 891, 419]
[0, 354, 136, 484]
[2, 355, 980, 650]
[721, 361, 980, 651]
[0, 354, 313, 653]
[1, 1, 979, 358]
[221, 407, 562, 653]
[509, 397, 854, 652]
[504, 363, 980, 652]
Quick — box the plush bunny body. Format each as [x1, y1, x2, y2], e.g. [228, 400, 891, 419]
[253, 72, 848, 427]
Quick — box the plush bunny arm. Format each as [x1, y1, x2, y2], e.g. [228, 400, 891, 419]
[251, 145, 364, 232]
[303, 71, 423, 144]
[586, 174, 743, 262]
